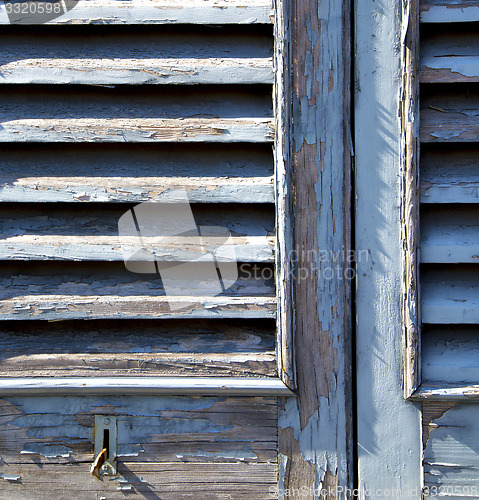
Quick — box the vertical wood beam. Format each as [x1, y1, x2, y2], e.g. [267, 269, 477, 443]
[355, 0, 423, 495]
[278, 0, 354, 496]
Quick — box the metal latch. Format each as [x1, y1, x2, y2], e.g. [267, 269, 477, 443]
[90, 415, 117, 478]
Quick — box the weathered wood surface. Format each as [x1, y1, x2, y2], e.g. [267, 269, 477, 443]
[422, 267, 479, 323]
[0, 396, 278, 499]
[0, 204, 275, 262]
[420, 206, 479, 263]
[278, 0, 353, 496]
[0, 86, 274, 143]
[423, 404, 479, 494]
[0, 29, 273, 85]
[0, 0, 274, 25]
[421, 30, 479, 83]
[423, 326, 479, 383]
[421, 146, 479, 204]
[0, 261, 276, 320]
[356, 0, 422, 494]
[0, 143, 274, 203]
[402, 0, 421, 398]
[413, 383, 479, 400]
[421, 0, 479, 23]
[0, 319, 276, 378]
[420, 88, 479, 143]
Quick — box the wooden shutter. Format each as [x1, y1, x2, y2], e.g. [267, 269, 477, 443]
[0, 1, 297, 394]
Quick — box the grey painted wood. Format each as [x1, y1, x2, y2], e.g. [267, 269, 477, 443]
[422, 268, 479, 324]
[423, 327, 479, 383]
[421, 0, 479, 23]
[0, 377, 292, 395]
[421, 88, 479, 143]
[355, 0, 422, 494]
[0, 395, 278, 498]
[421, 206, 479, 263]
[423, 404, 479, 494]
[421, 146, 479, 204]
[0, 144, 274, 204]
[0, 86, 274, 143]
[0, 31, 273, 85]
[413, 384, 479, 399]
[0, 0, 274, 25]
[421, 29, 479, 82]
[0, 319, 276, 378]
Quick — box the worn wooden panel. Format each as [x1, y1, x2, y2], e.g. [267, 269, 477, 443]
[0, 319, 276, 378]
[0, 261, 276, 320]
[420, 87, 479, 143]
[0, 0, 274, 25]
[421, 267, 479, 324]
[0, 85, 274, 143]
[0, 204, 275, 262]
[0, 27, 273, 85]
[421, 0, 479, 23]
[421, 28, 479, 83]
[423, 326, 479, 383]
[423, 404, 479, 495]
[420, 206, 479, 263]
[277, 0, 353, 495]
[0, 143, 274, 204]
[356, 0, 423, 494]
[0, 395, 278, 499]
[420, 145, 479, 204]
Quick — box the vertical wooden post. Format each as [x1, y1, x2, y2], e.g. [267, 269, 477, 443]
[278, 0, 354, 496]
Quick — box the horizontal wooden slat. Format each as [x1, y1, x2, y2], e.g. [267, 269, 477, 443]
[0, 261, 276, 320]
[0, 143, 274, 203]
[422, 267, 479, 323]
[423, 326, 479, 383]
[412, 383, 479, 400]
[421, 88, 479, 142]
[421, 0, 479, 23]
[0, 204, 274, 261]
[420, 206, 479, 263]
[0, 0, 274, 25]
[421, 30, 479, 83]
[421, 146, 479, 204]
[0, 31, 273, 85]
[0, 86, 274, 143]
[0, 377, 291, 395]
[0, 319, 276, 378]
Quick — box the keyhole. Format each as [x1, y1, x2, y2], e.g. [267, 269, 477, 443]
[103, 429, 110, 460]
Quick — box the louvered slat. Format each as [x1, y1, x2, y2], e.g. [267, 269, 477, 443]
[421, 0, 479, 24]
[420, 146, 479, 204]
[421, 30, 479, 83]
[0, 0, 274, 25]
[0, 144, 274, 204]
[0, 30, 273, 85]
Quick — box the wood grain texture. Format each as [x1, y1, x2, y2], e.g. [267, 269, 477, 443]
[355, 0, 423, 494]
[402, 0, 421, 397]
[420, 145, 479, 204]
[423, 404, 479, 494]
[0, 395, 278, 499]
[0, 143, 274, 204]
[420, 87, 479, 143]
[0, 29, 273, 85]
[0, 319, 276, 378]
[0, 0, 274, 25]
[423, 326, 479, 383]
[278, 0, 353, 496]
[421, 206, 479, 263]
[420, 0, 479, 23]
[421, 29, 479, 83]
[0, 86, 274, 143]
